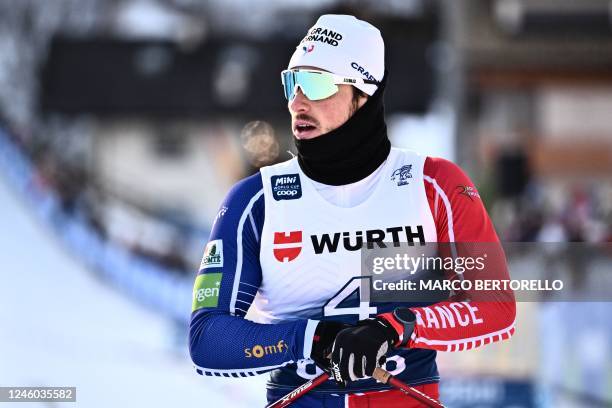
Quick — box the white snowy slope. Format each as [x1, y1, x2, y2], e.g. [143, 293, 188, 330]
[0, 176, 268, 407]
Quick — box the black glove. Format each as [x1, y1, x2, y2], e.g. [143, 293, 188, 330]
[329, 317, 399, 384]
[310, 320, 350, 372]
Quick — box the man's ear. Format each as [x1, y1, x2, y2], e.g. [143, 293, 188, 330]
[357, 93, 368, 110]
[352, 87, 369, 112]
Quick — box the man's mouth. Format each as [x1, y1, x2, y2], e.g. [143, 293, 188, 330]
[293, 120, 318, 138]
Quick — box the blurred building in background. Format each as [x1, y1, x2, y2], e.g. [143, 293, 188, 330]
[459, 0, 612, 247]
[1, 0, 611, 407]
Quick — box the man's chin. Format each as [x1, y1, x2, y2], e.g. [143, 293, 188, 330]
[294, 129, 322, 140]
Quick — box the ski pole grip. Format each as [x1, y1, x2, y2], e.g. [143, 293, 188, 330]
[372, 367, 392, 383]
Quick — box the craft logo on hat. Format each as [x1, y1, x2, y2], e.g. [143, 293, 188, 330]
[288, 14, 384, 96]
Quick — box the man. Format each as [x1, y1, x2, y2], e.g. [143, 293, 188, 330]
[189, 14, 516, 407]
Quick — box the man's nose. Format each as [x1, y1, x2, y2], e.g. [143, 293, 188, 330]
[289, 87, 310, 113]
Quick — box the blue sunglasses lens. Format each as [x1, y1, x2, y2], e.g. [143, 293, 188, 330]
[281, 71, 339, 101]
[282, 71, 296, 100]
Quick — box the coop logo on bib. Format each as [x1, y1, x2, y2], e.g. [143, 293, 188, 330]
[200, 240, 223, 270]
[271, 174, 302, 201]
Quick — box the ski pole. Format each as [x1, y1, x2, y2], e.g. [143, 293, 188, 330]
[267, 367, 445, 408]
[265, 372, 330, 408]
[372, 367, 446, 408]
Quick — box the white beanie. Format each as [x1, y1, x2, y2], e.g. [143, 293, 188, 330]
[288, 14, 384, 96]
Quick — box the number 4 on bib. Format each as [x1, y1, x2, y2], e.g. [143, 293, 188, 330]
[323, 277, 377, 320]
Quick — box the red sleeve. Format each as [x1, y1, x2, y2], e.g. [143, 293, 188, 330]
[381, 157, 516, 352]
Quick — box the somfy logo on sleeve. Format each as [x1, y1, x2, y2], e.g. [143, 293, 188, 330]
[244, 340, 288, 358]
[271, 174, 302, 201]
[200, 240, 223, 270]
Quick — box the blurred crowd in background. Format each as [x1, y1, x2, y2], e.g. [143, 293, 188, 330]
[489, 149, 612, 244]
[1, 0, 611, 406]
[5, 125, 199, 274]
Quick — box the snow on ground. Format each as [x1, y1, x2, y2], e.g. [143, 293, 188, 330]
[0, 175, 268, 407]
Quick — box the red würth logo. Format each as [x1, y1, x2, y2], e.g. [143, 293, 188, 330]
[273, 231, 302, 262]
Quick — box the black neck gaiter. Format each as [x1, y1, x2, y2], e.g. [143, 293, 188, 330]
[294, 72, 391, 186]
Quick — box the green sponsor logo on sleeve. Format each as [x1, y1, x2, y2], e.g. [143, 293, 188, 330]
[192, 273, 222, 311]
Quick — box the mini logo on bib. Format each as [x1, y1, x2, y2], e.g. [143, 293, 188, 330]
[391, 165, 413, 186]
[272, 174, 302, 201]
